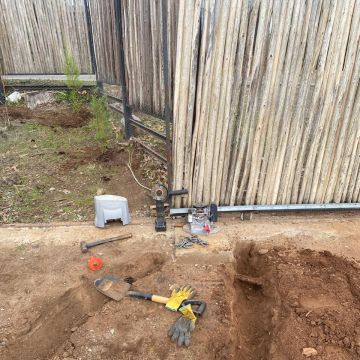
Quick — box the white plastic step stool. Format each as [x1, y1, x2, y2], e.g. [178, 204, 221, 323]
[94, 195, 131, 228]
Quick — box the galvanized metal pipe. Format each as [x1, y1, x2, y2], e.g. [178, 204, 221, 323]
[170, 203, 360, 215]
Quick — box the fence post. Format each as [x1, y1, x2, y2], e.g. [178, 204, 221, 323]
[114, 0, 132, 139]
[83, 0, 97, 76]
[0, 48, 5, 105]
[0, 78, 4, 105]
[161, 0, 173, 189]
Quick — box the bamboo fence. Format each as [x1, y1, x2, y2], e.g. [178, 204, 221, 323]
[1, 0, 359, 205]
[0, 0, 92, 74]
[173, 0, 360, 207]
[88, 0, 120, 84]
[1, 0, 178, 116]
[121, 0, 179, 116]
[89, 0, 178, 117]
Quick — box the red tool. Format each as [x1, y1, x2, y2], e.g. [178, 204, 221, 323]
[88, 256, 103, 271]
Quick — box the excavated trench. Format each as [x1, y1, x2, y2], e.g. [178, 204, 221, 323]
[230, 243, 360, 360]
[1, 252, 167, 360]
[3, 279, 107, 360]
[2, 244, 360, 360]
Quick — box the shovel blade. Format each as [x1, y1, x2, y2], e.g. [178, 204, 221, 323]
[94, 275, 131, 301]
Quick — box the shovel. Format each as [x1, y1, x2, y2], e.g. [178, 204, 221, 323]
[94, 275, 206, 316]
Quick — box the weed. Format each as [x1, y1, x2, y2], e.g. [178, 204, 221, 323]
[5, 99, 22, 107]
[23, 188, 42, 202]
[57, 49, 86, 112]
[88, 95, 111, 146]
[78, 163, 98, 176]
[73, 195, 93, 207]
[56, 90, 89, 112]
[24, 122, 44, 131]
[39, 175, 53, 186]
[23, 123, 60, 149]
[64, 49, 83, 91]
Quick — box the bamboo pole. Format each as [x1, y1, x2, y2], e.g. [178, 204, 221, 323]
[280, 0, 323, 204]
[246, 0, 292, 205]
[271, 0, 311, 205]
[183, 0, 202, 205]
[172, 0, 187, 207]
[220, 0, 249, 204]
[293, 0, 338, 203]
[310, 0, 356, 203]
[213, 0, 242, 204]
[298, 0, 344, 203]
[236, 0, 273, 204]
[323, 2, 360, 202]
[227, 0, 262, 205]
[191, 0, 217, 204]
[188, 0, 212, 205]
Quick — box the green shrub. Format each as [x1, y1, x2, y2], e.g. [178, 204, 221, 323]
[64, 49, 83, 91]
[58, 49, 85, 112]
[89, 95, 111, 146]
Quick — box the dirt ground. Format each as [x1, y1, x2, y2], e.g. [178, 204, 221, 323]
[1, 212, 360, 360]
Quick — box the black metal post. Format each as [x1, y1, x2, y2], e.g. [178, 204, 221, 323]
[114, 0, 132, 139]
[161, 0, 173, 189]
[0, 78, 5, 105]
[0, 48, 5, 105]
[83, 0, 97, 76]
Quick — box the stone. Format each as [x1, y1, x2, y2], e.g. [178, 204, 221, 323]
[258, 248, 269, 255]
[343, 336, 350, 347]
[302, 347, 318, 357]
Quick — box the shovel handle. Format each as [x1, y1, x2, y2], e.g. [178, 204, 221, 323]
[127, 291, 207, 317]
[182, 299, 207, 317]
[127, 290, 168, 304]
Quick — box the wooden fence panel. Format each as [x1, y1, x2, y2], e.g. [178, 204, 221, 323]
[88, 0, 119, 85]
[121, 0, 179, 116]
[89, 0, 178, 117]
[0, 0, 92, 74]
[173, 0, 360, 206]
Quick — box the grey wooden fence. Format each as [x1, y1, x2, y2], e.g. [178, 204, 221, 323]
[89, 0, 178, 116]
[1, 0, 359, 206]
[0, 0, 92, 74]
[172, 0, 360, 207]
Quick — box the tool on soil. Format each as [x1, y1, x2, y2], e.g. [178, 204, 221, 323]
[175, 235, 209, 249]
[183, 204, 219, 235]
[151, 183, 188, 231]
[94, 275, 206, 317]
[88, 256, 103, 271]
[80, 233, 132, 253]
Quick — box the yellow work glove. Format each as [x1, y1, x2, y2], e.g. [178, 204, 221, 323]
[165, 285, 196, 312]
[178, 303, 197, 323]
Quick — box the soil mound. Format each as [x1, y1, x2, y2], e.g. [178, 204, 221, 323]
[233, 243, 360, 359]
[1, 105, 91, 127]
